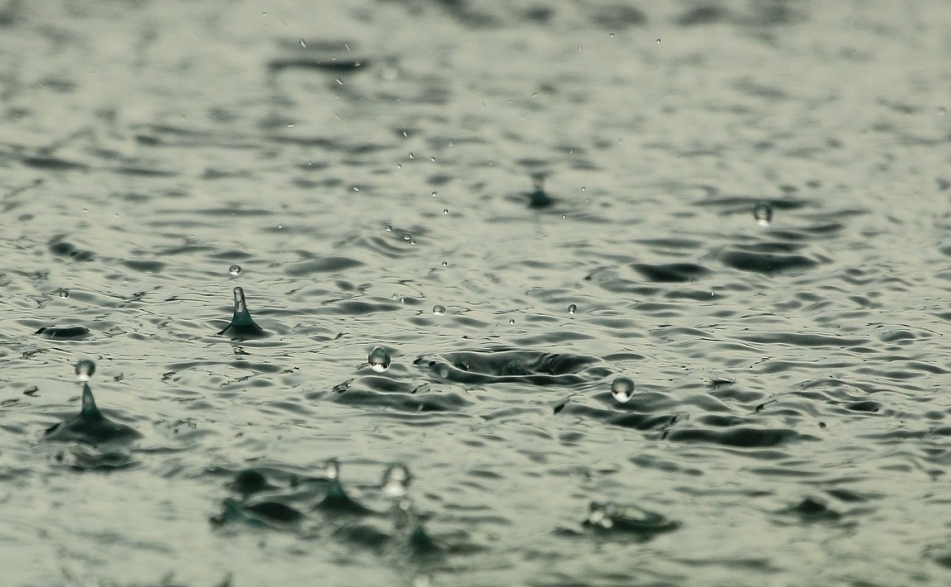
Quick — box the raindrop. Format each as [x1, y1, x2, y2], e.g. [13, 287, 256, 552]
[433, 305, 446, 315]
[75, 359, 96, 382]
[386, 225, 393, 232]
[382, 463, 412, 498]
[300, 39, 306, 48]
[409, 152, 414, 159]
[656, 38, 661, 43]
[228, 264, 242, 276]
[368, 347, 391, 373]
[325, 458, 340, 480]
[441, 261, 448, 267]
[509, 318, 516, 325]
[609, 32, 614, 38]
[59, 289, 69, 299]
[611, 377, 635, 403]
[568, 304, 577, 315]
[753, 201, 773, 226]
[443, 209, 449, 215]
[430, 156, 435, 163]
[403, 234, 411, 241]
[431, 191, 437, 197]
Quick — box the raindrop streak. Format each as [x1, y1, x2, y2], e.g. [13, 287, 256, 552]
[753, 202, 773, 226]
[228, 264, 242, 276]
[382, 463, 412, 498]
[217, 287, 266, 338]
[368, 347, 391, 373]
[44, 360, 142, 446]
[433, 305, 446, 315]
[611, 377, 635, 403]
[568, 304, 577, 315]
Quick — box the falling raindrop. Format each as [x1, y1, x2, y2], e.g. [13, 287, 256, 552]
[753, 202, 773, 226]
[441, 261, 448, 267]
[228, 264, 242, 276]
[611, 377, 635, 403]
[431, 191, 437, 197]
[382, 463, 412, 498]
[433, 305, 446, 315]
[75, 359, 96, 382]
[443, 209, 449, 215]
[509, 318, 516, 325]
[568, 304, 577, 315]
[368, 347, 391, 373]
[58, 289, 69, 299]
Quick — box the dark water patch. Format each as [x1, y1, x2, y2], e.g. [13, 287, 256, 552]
[35, 326, 90, 339]
[284, 256, 364, 276]
[210, 497, 304, 529]
[720, 250, 818, 274]
[846, 401, 882, 413]
[330, 385, 471, 413]
[580, 501, 679, 541]
[415, 348, 610, 387]
[676, 5, 729, 26]
[122, 259, 166, 273]
[48, 239, 94, 261]
[112, 166, 177, 177]
[267, 58, 370, 74]
[665, 427, 806, 448]
[589, 4, 647, 28]
[737, 333, 867, 348]
[778, 497, 843, 523]
[632, 263, 709, 283]
[22, 155, 88, 171]
[323, 299, 403, 316]
[49, 446, 138, 471]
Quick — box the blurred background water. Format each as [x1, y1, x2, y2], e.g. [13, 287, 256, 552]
[2, 0, 951, 585]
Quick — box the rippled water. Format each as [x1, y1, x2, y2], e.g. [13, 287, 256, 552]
[3, 1, 951, 585]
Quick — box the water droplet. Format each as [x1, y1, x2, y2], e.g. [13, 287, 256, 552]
[441, 261, 448, 267]
[611, 377, 635, 403]
[325, 458, 340, 480]
[568, 304, 577, 315]
[368, 347, 391, 373]
[509, 318, 516, 325]
[403, 234, 411, 241]
[443, 209, 449, 215]
[409, 152, 414, 159]
[299, 39, 306, 48]
[75, 359, 96, 382]
[753, 201, 773, 226]
[228, 264, 242, 276]
[382, 463, 412, 498]
[431, 191, 437, 197]
[656, 38, 661, 43]
[433, 305, 446, 315]
[609, 32, 614, 38]
[386, 225, 392, 232]
[430, 156, 436, 163]
[352, 186, 359, 192]
[58, 289, 69, 299]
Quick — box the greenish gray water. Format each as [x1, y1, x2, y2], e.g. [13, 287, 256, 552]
[2, 1, 951, 585]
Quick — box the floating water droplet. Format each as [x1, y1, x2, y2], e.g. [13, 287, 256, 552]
[228, 264, 242, 276]
[443, 209, 448, 215]
[58, 289, 69, 299]
[386, 225, 393, 232]
[409, 152, 414, 159]
[403, 234, 411, 241]
[609, 32, 614, 38]
[430, 156, 436, 163]
[382, 463, 412, 498]
[568, 304, 577, 315]
[611, 377, 635, 403]
[656, 38, 661, 43]
[441, 261, 448, 267]
[368, 347, 391, 373]
[75, 359, 96, 382]
[431, 191, 437, 197]
[325, 458, 340, 480]
[753, 201, 773, 226]
[509, 318, 516, 325]
[433, 305, 446, 315]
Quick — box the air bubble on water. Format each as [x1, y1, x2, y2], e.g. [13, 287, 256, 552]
[368, 347, 391, 373]
[433, 305, 446, 315]
[568, 304, 577, 315]
[381, 463, 412, 498]
[75, 359, 96, 382]
[753, 202, 773, 226]
[611, 377, 635, 403]
[59, 289, 69, 299]
[562, 214, 567, 219]
[581, 186, 586, 192]
[325, 458, 340, 480]
[228, 264, 242, 276]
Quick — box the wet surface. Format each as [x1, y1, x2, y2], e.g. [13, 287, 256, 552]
[3, 1, 951, 585]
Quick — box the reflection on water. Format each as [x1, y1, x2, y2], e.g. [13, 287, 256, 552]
[3, 0, 951, 585]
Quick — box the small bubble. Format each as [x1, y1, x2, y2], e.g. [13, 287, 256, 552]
[352, 186, 360, 192]
[228, 264, 242, 276]
[611, 377, 635, 403]
[277, 224, 283, 230]
[568, 304, 577, 315]
[368, 347, 391, 373]
[753, 201, 773, 226]
[433, 305, 446, 315]
[581, 186, 586, 192]
[59, 289, 69, 299]
[382, 463, 412, 497]
[75, 359, 96, 382]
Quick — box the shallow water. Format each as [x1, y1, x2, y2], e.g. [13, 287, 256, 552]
[3, 0, 951, 585]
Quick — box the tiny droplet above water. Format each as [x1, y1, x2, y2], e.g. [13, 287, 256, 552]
[441, 261, 448, 267]
[509, 318, 516, 325]
[228, 264, 242, 276]
[431, 191, 437, 197]
[382, 463, 412, 498]
[368, 347, 391, 373]
[433, 305, 446, 315]
[443, 209, 449, 215]
[753, 201, 773, 226]
[656, 38, 661, 43]
[59, 289, 69, 299]
[75, 359, 96, 382]
[568, 304, 577, 315]
[611, 377, 635, 403]
[325, 459, 340, 480]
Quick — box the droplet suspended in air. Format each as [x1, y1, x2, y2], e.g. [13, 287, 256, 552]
[325, 458, 340, 480]
[228, 264, 242, 276]
[611, 377, 635, 403]
[509, 318, 516, 325]
[753, 201, 773, 226]
[368, 347, 391, 373]
[441, 261, 448, 267]
[382, 463, 412, 498]
[568, 304, 577, 315]
[75, 359, 96, 382]
[443, 209, 449, 215]
[218, 287, 266, 338]
[433, 305, 446, 315]
[59, 289, 69, 299]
